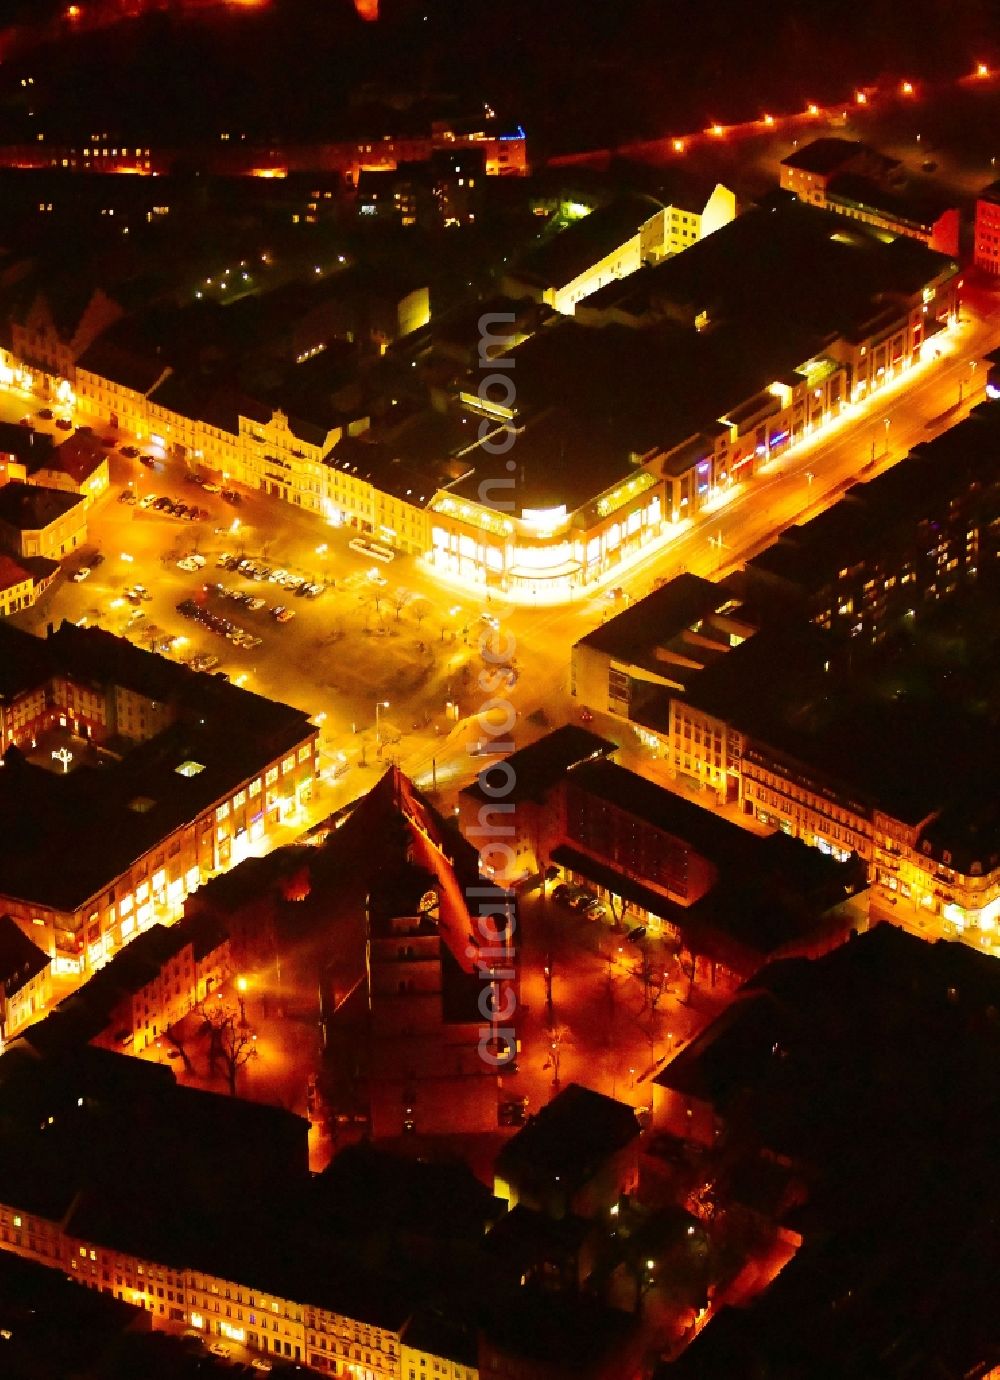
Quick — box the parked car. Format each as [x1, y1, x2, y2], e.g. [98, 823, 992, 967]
[120, 445, 139, 458]
[91, 553, 105, 567]
[499, 1095, 529, 1127]
[55, 417, 72, 430]
[117, 490, 135, 504]
[36, 408, 53, 420]
[552, 883, 573, 905]
[139, 453, 155, 468]
[222, 488, 242, 504]
[275, 606, 296, 623]
[202, 481, 221, 493]
[176, 557, 199, 572]
[72, 566, 91, 582]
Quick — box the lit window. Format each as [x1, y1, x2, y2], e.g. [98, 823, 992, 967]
[176, 761, 205, 777]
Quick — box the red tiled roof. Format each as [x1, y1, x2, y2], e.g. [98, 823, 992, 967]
[0, 553, 31, 592]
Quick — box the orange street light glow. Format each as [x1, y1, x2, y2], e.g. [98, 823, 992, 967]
[977, 62, 990, 78]
[672, 138, 685, 153]
[762, 113, 775, 126]
[709, 123, 725, 137]
[807, 103, 820, 116]
[901, 80, 914, 95]
[66, 3, 81, 16]
[855, 91, 868, 105]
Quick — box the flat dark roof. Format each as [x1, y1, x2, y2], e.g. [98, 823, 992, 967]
[0, 481, 84, 531]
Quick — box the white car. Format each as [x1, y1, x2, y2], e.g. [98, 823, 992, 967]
[269, 568, 289, 583]
[176, 557, 199, 572]
[202, 482, 221, 493]
[72, 567, 91, 582]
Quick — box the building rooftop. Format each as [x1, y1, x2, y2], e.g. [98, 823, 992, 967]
[496, 1082, 640, 1187]
[507, 192, 665, 292]
[780, 137, 866, 175]
[76, 338, 170, 395]
[0, 420, 57, 467]
[0, 480, 84, 531]
[0, 621, 315, 914]
[655, 926, 1000, 1378]
[0, 914, 49, 998]
[826, 170, 956, 230]
[579, 195, 956, 339]
[461, 724, 616, 808]
[0, 552, 32, 592]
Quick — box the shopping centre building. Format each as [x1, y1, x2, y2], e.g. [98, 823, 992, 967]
[0, 197, 961, 602]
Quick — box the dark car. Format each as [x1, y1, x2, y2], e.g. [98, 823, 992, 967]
[36, 408, 53, 420]
[222, 488, 242, 505]
[139, 454, 156, 468]
[184, 473, 204, 486]
[499, 1096, 528, 1127]
[55, 417, 72, 430]
[91, 553, 105, 567]
[75, 424, 92, 434]
[120, 445, 139, 458]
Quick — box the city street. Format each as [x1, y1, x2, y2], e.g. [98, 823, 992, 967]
[4, 287, 1000, 829]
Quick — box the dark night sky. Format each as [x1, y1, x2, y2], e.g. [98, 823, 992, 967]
[0, 0, 996, 152]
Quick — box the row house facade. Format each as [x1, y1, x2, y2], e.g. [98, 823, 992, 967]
[0, 1203, 405, 1377]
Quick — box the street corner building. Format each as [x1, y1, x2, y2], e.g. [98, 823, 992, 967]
[0, 619, 319, 979]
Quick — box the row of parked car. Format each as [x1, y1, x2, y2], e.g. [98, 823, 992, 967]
[552, 882, 607, 921]
[175, 597, 263, 649]
[215, 553, 323, 597]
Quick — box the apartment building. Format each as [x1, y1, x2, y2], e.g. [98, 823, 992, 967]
[0, 482, 87, 561]
[0, 915, 52, 1044]
[974, 179, 1000, 274]
[0, 620, 318, 976]
[501, 183, 736, 316]
[742, 401, 1000, 641]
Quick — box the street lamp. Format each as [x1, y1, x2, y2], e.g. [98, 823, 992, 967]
[958, 360, 978, 405]
[236, 975, 248, 1025]
[375, 699, 390, 756]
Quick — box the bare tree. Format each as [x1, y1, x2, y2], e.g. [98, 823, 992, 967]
[673, 948, 697, 1005]
[199, 1000, 258, 1095]
[392, 590, 411, 622]
[412, 600, 430, 628]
